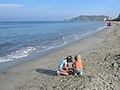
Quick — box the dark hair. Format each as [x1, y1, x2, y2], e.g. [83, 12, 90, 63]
[74, 55, 77, 61]
[66, 55, 73, 63]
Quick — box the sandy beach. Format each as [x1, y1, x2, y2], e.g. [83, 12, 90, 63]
[0, 21, 120, 90]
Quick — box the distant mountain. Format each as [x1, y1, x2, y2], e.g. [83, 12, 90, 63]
[64, 15, 111, 21]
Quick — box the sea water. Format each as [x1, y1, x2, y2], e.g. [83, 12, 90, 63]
[0, 21, 106, 71]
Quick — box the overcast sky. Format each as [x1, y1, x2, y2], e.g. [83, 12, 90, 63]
[0, 0, 120, 21]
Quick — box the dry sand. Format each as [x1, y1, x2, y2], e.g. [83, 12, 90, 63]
[0, 22, 120, 90]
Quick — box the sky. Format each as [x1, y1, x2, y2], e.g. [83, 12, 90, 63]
[0, 0, 120, 21]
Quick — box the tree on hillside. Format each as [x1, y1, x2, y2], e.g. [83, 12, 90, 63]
[112, 13, 120, 21]
[118, 13, 120, 18]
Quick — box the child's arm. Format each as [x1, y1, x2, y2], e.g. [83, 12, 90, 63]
[64, 64, 69, 70]
[80, 61, 83, 69]
[72, 62, 75, 68]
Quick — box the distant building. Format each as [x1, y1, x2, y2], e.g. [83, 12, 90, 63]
[104, 18, 107, 21]
[104, 17, 112, 21]
[108, 17, 112, 20]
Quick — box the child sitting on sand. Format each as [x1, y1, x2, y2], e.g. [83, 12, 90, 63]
[72, 54, 83, 75]
[57, 55, 73, 76]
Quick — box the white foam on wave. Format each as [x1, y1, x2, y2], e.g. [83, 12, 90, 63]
[62, 36, 67, 44]
[81, 26, 107, 37]
[0, 46, 36, 63]
[37, 26, 107, 54]
[81, 31, 93, 37]
[62, 35, 77, 44]
[37, 46, 55, 53]
[72, 34, 79, 39]
[37, 42, 66, 53]
[97, 26, 107, 31]
[37, 36, 69, 53]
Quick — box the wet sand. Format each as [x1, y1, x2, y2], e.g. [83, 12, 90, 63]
[0, 22, 120, 90]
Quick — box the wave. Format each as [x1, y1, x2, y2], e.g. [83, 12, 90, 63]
[0, 24, 107, 64]
[37, 42, 67, 53]
[37, 46, 55, 53]
[72, 34, 79, 39]
[96, 26, 107, 31]
[80, 31, 94, 37]
[0, 42, 13, 47]
[0, 46, 36, 63]
[81, 26, 107, 37]
[62, 36, 67, 44]
[38, 25, 107, 56]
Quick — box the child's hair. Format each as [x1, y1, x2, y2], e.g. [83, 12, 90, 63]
[74, 54, 81, 61]
[66, 55, 73, 63]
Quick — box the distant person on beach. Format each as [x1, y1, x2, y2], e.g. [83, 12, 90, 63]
[72, 54, 83, 76]
[107, 22, 112, 26]
[57, 55, 73, 76]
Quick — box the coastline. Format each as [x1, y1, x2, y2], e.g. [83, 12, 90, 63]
[0, 21, 120, 90]
[0, 22, 106, 72]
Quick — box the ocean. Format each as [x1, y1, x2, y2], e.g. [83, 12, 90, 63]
[0, 21, 106, 71]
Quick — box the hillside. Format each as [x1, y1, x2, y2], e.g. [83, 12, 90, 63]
[64, 15, 111, 21]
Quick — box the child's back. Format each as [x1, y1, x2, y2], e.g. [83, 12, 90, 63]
[74, 60, 82, 70]
[72, 54, 83, 75]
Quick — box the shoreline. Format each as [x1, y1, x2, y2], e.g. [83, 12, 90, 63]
[0, 24, 106, 72]
[0, 21, 120, 90]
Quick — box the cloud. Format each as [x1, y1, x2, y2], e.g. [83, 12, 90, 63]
[0, 4, 23, 8]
